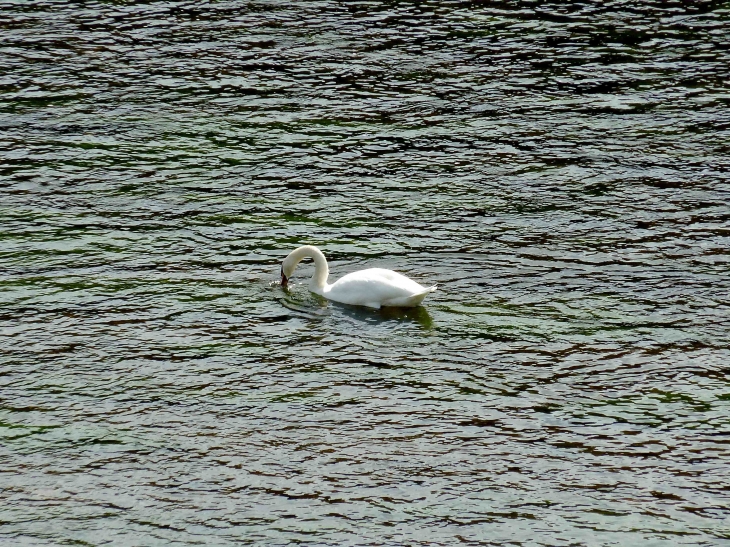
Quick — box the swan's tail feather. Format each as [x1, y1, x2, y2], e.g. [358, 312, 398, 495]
[382, 285, 437, 308]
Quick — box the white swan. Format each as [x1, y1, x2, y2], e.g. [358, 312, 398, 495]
[281, 245, 436, 309]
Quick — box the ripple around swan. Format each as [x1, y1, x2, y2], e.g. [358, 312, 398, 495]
[1, 0, 730, 545]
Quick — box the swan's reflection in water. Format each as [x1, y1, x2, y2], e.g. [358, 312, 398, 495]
[331, 300, 435, 330]
[279, 286, 434, 329]
[374, 304, 434, 329]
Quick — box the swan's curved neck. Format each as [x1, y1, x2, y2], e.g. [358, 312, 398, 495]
[288, 245, 329, 291]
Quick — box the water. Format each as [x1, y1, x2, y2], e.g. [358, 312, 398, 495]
[2, 1, 729, 545]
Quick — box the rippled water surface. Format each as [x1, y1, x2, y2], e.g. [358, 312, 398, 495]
[2, 1, 730, 545]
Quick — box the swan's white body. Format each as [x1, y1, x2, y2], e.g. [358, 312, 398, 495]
[281, 245, 436, 309]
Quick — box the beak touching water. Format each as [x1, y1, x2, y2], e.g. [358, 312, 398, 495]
[280, 266, 288, 287]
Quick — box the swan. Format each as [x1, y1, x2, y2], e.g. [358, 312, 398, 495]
[280, 245, 436, 309]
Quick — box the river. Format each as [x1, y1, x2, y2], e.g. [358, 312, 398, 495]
[1, 1, 729, 545]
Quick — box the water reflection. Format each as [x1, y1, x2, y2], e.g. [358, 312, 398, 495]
[327, 300, 436, 330]
[374, 304, 435, 329]
[280, 285, 435, 329]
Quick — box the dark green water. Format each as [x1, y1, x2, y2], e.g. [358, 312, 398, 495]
[2, 1, 729, 545]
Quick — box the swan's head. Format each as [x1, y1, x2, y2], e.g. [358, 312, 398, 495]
[281, 255, 298, 287]
[280, 265, 289, 287]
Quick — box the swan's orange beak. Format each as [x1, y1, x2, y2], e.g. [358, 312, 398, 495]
[280, 266, 288, 287]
